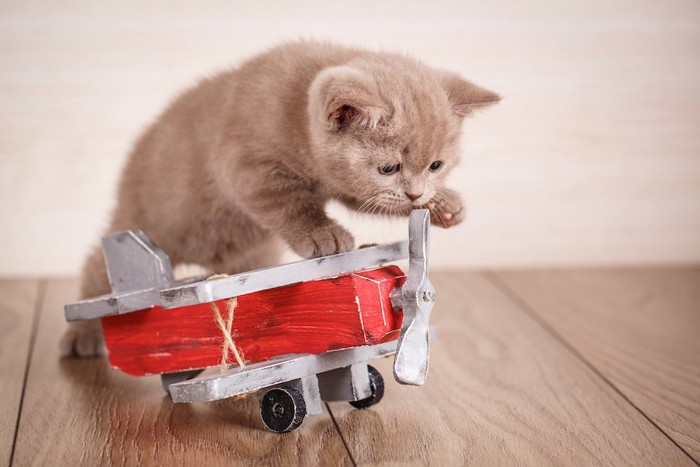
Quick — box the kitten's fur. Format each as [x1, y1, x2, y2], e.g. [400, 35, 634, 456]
[60, 41, 499, 357]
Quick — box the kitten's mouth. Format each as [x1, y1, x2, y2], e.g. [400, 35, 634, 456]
[408, 197, 430, 209]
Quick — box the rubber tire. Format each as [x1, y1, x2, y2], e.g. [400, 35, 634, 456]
[349, 365, 385, 409]
[260, 386, 307, 433]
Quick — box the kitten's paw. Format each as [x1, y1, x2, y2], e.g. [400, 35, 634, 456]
[427, 190, 465, 228]
[287, 222, 355, 258]
[59, 322, 105, 358]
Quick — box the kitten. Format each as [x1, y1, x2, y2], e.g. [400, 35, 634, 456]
[60, 41, 499, 357]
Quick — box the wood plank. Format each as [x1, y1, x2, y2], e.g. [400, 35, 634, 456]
[492, 267, 700, 460]
[12, 278, 352, 466]
[0, 279, 39, 467]
[326, 272, 694, 465]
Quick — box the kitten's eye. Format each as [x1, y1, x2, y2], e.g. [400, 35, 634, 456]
[429, 160, 443, 172]
[378, 163, 400, 175]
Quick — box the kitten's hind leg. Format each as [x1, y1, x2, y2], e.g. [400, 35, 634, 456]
[60, 246, 108, 358]
[60, 319, 104, 358]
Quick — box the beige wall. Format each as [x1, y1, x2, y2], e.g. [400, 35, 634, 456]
[1, 1, 699, 276]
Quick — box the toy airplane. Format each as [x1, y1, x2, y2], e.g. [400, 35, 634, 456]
[65, 209, 436, 432]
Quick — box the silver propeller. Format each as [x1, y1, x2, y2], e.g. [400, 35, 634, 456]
[393, 209, 436, 386]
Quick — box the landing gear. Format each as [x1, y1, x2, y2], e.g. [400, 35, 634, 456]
[260, 386, 307, 433]
[349, 365, 384, 409]
[257, 366, 386, 432]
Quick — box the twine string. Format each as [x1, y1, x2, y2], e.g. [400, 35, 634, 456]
[207, 274, 246, 372]
[210, 297, 245, 372]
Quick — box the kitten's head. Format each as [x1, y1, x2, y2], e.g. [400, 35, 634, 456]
[307, 54, 499, 214]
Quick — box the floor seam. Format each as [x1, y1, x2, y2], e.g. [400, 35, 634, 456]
[9, 278, 48, 467]
[325, 402, 357, 467]
[483, 271, 699, 466]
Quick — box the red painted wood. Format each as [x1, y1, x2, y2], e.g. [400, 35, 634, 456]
[101, 266, 406, 376]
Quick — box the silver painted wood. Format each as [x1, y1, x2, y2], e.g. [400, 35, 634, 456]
[299, 375, 323, 415]
[349, 362, 372, 400]
[64, 230, 177, 321]
[161, 369, 204, 394]
[160, 241, 409, 309]
[65, 289, 160, 321]
[393, 209, 436, 386]
[64, 275, 207, 322]
[318, 363, 371, 402]
[65, 240, 407, 321]
[103, 230, 174, 294]
[169, 341, 398, 404]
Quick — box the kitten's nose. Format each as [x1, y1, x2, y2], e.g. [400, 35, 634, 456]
[405, 192, 423, 202]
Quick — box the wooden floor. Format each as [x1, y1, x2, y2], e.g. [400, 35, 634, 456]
[2, 268, 698, 466]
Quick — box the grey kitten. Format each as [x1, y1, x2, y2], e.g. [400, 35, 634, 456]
[60, 40, 500, 357]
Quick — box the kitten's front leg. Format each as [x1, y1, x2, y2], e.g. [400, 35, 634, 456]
[283, 215, 354, 258]
[239, 166, 354, 258]
[428, 188, 465, 228]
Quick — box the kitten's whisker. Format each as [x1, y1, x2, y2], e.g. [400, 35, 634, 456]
[362, 200, 373, 216]
[359, 195, 381, 215]
[357, 197, 372, 214]
[433, 202, 449, 229]
[373, 202, 384, 217]
[358, 193, 383, 216]
[363, 201, 375, 217]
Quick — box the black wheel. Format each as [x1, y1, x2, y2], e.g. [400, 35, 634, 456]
[260, 386, 306, 433]
[349, 365, 384, 409]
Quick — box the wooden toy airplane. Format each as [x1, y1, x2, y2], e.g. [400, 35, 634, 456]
[65, 209, 436, 432]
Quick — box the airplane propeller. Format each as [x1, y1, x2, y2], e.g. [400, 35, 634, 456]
[393, 209, 436, 386]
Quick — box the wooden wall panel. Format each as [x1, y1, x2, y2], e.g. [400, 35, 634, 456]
[1, 0, 699, 275]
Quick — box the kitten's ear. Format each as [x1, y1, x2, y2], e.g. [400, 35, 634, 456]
[309, 66, 387, 131]
[441, 72, 500, 118]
